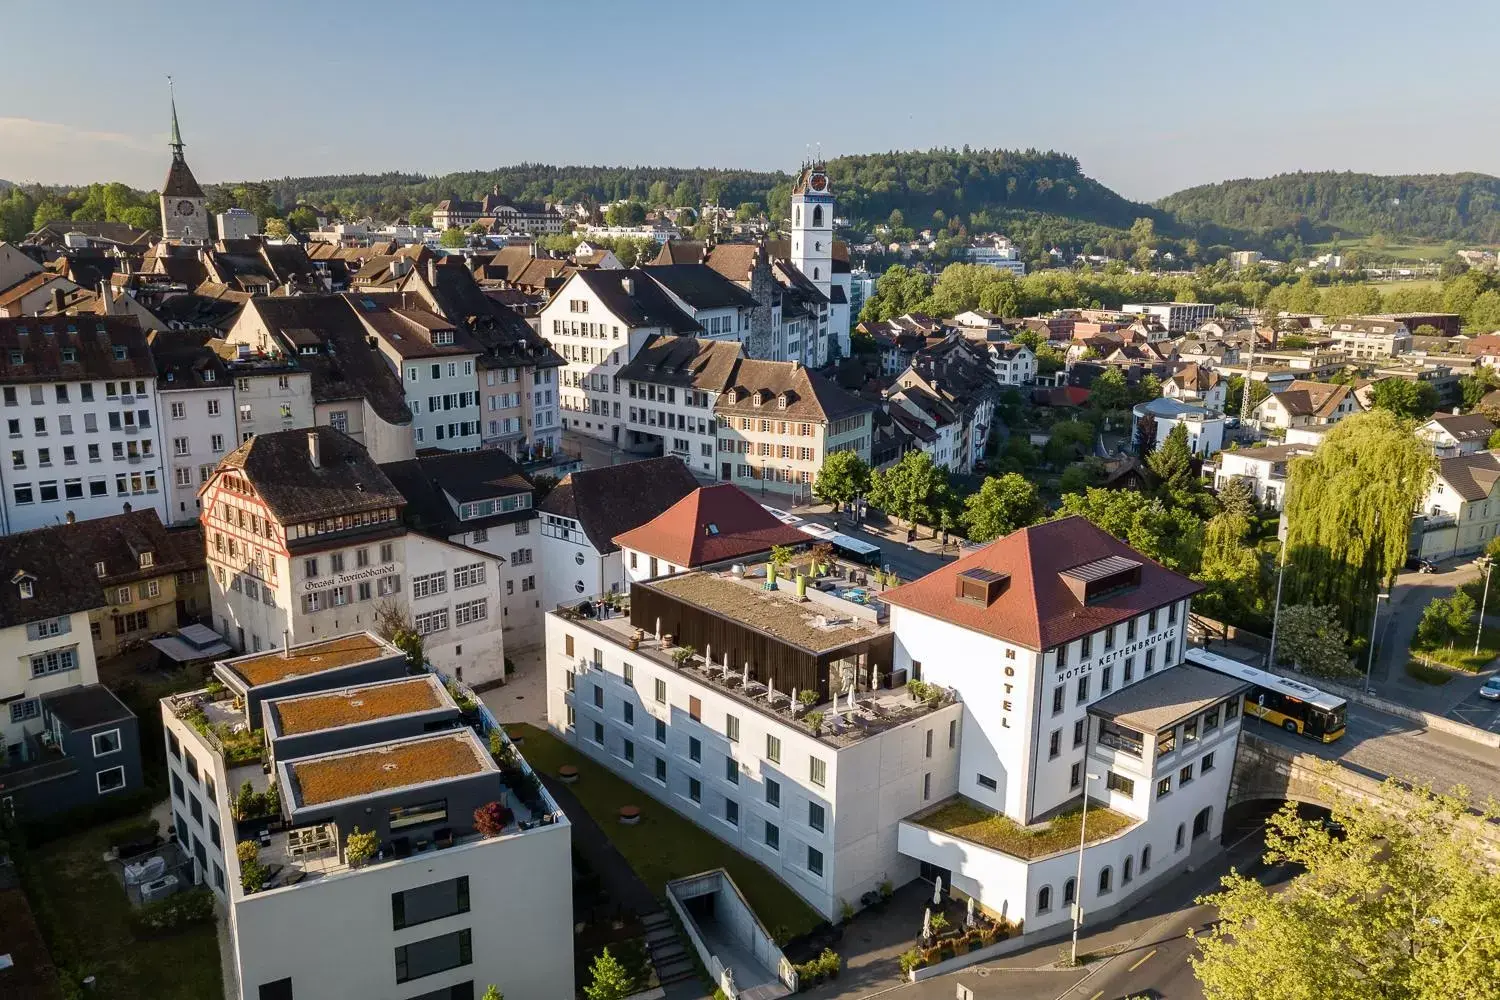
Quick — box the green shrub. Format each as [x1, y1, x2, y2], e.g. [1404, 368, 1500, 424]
[838, 897, 854, 923]
[817, 948, 841, 978]
[898, 949, 924, 975]
[133, 887, 215, 934]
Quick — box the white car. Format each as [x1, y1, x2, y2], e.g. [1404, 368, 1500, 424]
[1479, 677, 1500, 701]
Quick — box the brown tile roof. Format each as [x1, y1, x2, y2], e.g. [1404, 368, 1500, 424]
[539, 456, 700, 554]
[613, 485, 807, 568]
[290, 732, 487, 806]
[0, 315, 154, 385]
[704, 243, 762, 284]
[227, 634, 389, 688]
[0, 525, 104, 629]
[1435, 451, 1500, 502]
[217, 427, 406, 525]
[651, 240, 707, 266]
[616, 335, 742, 390]
[881, 516, 1203, 651]
[717, 360, 873, 422]
[0, 271, 69, 311]
[53, 508, 201, 587]
[148, 329, 232, 390]
[1266, 379, 1352, 419]
[270, 676, 448, 735]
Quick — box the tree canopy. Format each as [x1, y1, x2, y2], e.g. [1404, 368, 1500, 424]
[812, 451, 871, 509]
[868, 450, 949, 532]
[1055, 487, 1203, 573]
[1191, 784, 1500, 1000]
[1370, 378, 1440, 420]
[961, 474, 1043, 542]
[1284, 411, 1433, 635]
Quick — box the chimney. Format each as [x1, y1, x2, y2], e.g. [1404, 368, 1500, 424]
[307, 430, 322, 468]
[98, 281, 114, 315]
[427, 258, 438, 286]
[50, 286, 65, 314]
[282, 629, 291, 659]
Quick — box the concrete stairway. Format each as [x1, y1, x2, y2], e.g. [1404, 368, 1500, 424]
[642, 910, 697, 986]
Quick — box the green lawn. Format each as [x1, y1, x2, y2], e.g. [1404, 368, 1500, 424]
[1405, 659, 1456, 685]
[1410, 625, 1500, 673]
[514, 724, 821, 939]
[22, 813, 223, 1000]
[913, 798, 1135, 860]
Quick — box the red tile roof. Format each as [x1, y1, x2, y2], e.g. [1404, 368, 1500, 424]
[881, 517, 1203, 651]
[612, 485, 807, 568]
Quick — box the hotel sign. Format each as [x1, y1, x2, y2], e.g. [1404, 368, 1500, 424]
[1055, 629, 1174, 681]
[303, 563, 396, 591]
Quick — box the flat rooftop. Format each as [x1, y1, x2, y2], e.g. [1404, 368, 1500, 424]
[650, 570, 888, 653]
[224, 634, 391, 688]
[910, 797, 1136, 861]
[1088, 663, 1249, 734]
[288, 731, 489, 807]
[268, 675, 449, 736]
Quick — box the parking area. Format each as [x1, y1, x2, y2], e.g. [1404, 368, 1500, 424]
[1444, 676, 1500, 733]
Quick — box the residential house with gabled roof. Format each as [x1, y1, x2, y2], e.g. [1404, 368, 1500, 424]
[1414, 450, 1500, 560]
[715, 359, 874, 500]
[619, 335, 743, 476]
[614, 483, 807, 588]
[150, 330, 237, 525]
[1209, 443, 1315, 511]
[1162, 363, 1227, 413]
[202, 427, 508, 684]
[540, 269, 702, 445]
[1250, 378, 1362, 434]
[1415, 411, 1496, 458]
[537, 455, 701, 614]
[0, 524, 145, 819]
[640, 264, 761, 348]
[1328, 317, 1412, 359]
[887, 336, 999, 474]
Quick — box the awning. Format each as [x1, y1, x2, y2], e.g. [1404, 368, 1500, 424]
[150, 631, 233, 663]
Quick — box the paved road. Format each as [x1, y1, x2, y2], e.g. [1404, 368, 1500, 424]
[1445, 685, 1500, 734]
[1249, 700, 1500, 803]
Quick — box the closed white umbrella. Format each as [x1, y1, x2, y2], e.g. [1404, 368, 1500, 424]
[743, 663, 750, 687]
[922, 907, 932, 943]
[933, 876, 943, 906]
[966, 894, 976, 929]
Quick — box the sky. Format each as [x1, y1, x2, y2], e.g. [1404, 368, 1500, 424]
[3, 0, 1499, 202]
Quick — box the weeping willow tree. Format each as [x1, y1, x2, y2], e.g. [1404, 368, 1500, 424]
[1284, 410, 1434, 636]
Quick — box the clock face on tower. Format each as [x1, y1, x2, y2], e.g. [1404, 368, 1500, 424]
[809, 172, 827, 192]
[177, 200, 196, 216]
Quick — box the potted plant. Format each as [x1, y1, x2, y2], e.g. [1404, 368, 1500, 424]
[474, 800, 514, 836]
[879, 879, 894, 903]
[806, 711, 824, 735]
[345, 826, 379, 868]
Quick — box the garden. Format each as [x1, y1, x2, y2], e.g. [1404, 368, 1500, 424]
[1408, 586, 1500, 680]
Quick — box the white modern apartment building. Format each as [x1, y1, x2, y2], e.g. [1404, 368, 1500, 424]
[542, 269, 705, 445]
[1328, 317, 1412, 359]
[0, 315, 170, 533]
[1122, 302, 1215, 334]
[547, 516, 1251, 938]
[546, 561, 962, 919]
[965, 241, 1027, 275]
[150, 331, 237, 526]
[203, 427, 507, 686]
[161, 634, 573, 1000]
[1209, 444, 1313, 511]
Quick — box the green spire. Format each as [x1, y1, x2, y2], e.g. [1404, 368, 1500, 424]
[168, 76, 184, 157]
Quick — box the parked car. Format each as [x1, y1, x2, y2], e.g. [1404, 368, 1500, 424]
[1479, 677, 1500, 701]
[1404, 556, 1436, 573]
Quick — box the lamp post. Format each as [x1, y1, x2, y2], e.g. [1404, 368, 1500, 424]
[1365, 591, 1390, 694]
[1476, 556, 1494, 657]
[1070, 770, 1101, 967]
[1266, 532, 1290, 670]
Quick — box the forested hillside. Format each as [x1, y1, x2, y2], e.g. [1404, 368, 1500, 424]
[1158, 171, 1500, 243]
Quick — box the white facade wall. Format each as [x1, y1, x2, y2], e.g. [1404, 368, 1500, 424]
[1, 375, 169, 533]
[538, 512, 617, 615]
[454, 518, 544, 654]
[2, 610, 99, 749]
[624, 381, 719, 475]
[398, 354, 482, 451]
[404, 534, 505, 686]
[230, 370, 316, 445]
[543, 612, 962, 919]
[159, 383, 236, 526]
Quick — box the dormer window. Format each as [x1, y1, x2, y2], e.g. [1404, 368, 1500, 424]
[139, 551, 154, 569]
[433, 330, 455, 346]
[13, 570, 35, 599]
[777, 394, 788, 409]
[61, 348, 77, 363]
[113, 345, 127, 361]
[95, 561, 106, 577]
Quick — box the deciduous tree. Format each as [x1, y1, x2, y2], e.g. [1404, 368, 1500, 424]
[1055, 488, 1203, 573]
[812, 451, 870, 510]
[961, 473, 1043, 542]
[1370, 377, 1439, 420]
[1272, 604, 1352, 678]
[1191, 785, 1500, 1000]
[439, 226, 467, 248]
[867, 450, 949, 533]
[1216, 477, 1257, 519]
[263, 218, 290, 239]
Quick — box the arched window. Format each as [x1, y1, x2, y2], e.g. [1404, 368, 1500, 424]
[1062, 877, 1076, 905]
[813, 205, 823, 228]
[794, 207, 801, 227]
[1122, 856, 1134, 884]
[1098, 867, 1112, 894]
[813, 267, 820, 280]
[1193, 806, 1212, 840]
[1175, 823, 1186, 851]
[1037, 885, 1052, 913]
[1141, 844, 1152, 872]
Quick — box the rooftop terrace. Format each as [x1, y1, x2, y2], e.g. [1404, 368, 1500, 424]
[221, 634, 392, 688]
[287, 731, 490, 808]
[269, 675, 448, 736]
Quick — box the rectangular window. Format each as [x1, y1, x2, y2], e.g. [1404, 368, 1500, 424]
[689, 777, 701, 803]
[1052, 685, 1064, 715]
[1076, 675, 1089, 704]
[622, 702, 634, 726]
[1201, 751, 1216, 773]
[1048, 729, 1061, 759]
[1157, 777, 1172, 798]
[1073, 718, 1086, 748]
[1070, 762, 1081, 790]
[592, 684, 603, 708]
[1106, 771, 1135, 797]
[1100, 665, 1113, 695]
[623, 739, 635, 763]
[689, 737, 701, 763]
[653, 678, 667, 704]
[766, 734, 781, 764]
[977, 773, 998, 791]
[808, 802, 825, 833]
[1180, 763, 1195, 785]
[925, 728, 933, 758]
[654, 717, 666, 743]
[394, 928, 472, 984]
[725, 714, 739, 743]
[97, 765, 126, 794]
[389, 799, 448, 831]
[807, 846, 823, 877]
[949, 719, 957, 748]
[724, 755, 739, 784]
[92, 729, 122, 756]
[809, 756, 826, 787]
[689, 696, 701, 722]
[765, 821, 780, 851]
[765, 777, 781, 807]
[724, 798, 739, 826]
[1225, 697, 1240, 721]
[592, 721, 604, 744]
[655, 757, 667, 783]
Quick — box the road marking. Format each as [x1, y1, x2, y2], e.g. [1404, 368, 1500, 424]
[1127, 948, 1157, 972]
[1087, 992, 1103, 1000]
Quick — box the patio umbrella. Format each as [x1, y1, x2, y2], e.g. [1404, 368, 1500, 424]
[655, 617, 661, 641]
[706, 644, 712, 668]
[966, 895, 976, 929]
[742, 663, 750, 687]
[791, 687, 799, 711]
[922, 907, 932, 943]
[768, 678, 777, 704]
[933, 876, 943, 906]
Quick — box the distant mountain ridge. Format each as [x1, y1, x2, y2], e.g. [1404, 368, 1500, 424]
[1156, 170, 1500, 243]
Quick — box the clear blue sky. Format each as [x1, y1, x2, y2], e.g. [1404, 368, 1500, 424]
[3, 0, 1497, 201]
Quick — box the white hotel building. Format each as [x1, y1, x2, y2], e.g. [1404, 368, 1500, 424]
[161, 633, 573, 1000]
[546, 517, 1248, 936]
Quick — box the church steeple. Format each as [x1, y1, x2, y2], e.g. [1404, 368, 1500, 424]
[168, 76, 185, 160]
[160, 77, 207, 242]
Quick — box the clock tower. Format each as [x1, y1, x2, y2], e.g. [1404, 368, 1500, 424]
[790, 163, 834, 299]
[159, 86, 208, 243]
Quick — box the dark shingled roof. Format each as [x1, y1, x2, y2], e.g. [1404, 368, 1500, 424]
[162, 153, 205, 199]
[539, 456, 700, 554]
[651, 240, 707, 266]
[717, 360, 873, 422]
[148, 329, 232, 391]
[218, 427, 406, 525]
[0, 315, 155, 384]
[413, 261, 564, 370]
[569, 269, 702, 333]
[47, 508, 202, 587]
[42, 684, 135, 731]
[882, 516, 1203, 651]
[1434, 451, 1500, 502]
[0, 528, 103, 629]
[381, 449, 535, 537]
[643, 263, 761, 311]
[616, 335, 742, 390]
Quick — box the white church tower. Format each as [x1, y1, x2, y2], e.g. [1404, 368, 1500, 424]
[789, 162, 850, 362]
[159, 84, 209, 243]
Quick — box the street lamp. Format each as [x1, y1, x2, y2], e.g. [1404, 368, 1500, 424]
[1070, 769, 1102, 967]
[1476, 556, 1494, 658]
[1365, 590, 1390, 694]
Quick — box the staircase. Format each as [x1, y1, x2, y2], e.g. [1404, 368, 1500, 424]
[642, 910, 697, 987]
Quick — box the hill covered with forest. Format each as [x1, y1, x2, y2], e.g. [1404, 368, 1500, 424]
[1157, 170, 1500, 244]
